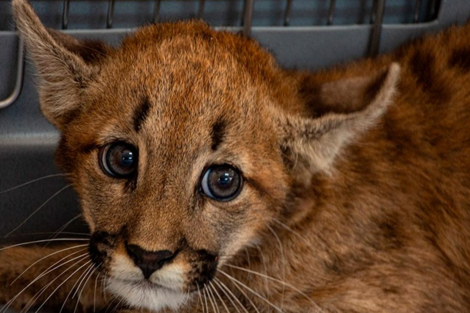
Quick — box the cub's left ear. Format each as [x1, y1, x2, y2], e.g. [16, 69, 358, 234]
[279, 63, 400, 174]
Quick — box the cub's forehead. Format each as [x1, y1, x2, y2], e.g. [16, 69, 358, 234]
[91, 29, 260, 128]
[110, 22, 245, 82]
[97, 20, 275, 103]
[93, 46, 254, 137]
[72, 21, 277, 155]
[93, 26, 253, 118]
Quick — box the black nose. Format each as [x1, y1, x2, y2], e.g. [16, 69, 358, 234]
[125, 244, 176, 279]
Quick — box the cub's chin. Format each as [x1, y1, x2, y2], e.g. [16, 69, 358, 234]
[107, 277, 190, 312]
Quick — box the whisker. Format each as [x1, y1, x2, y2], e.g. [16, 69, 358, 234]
[210, 281, 230, 313]
[217, 275, 261, 313]
[203, 284, 210, 313]
[104, 295, 122, 313]
[35, 259, 92, 313]
[20, 285, 46, 313]
[56, 261, 93, 313]
[101, 274, 109, 302]
[11, 243, 88, 285]
[48, 214, 83, 241]
[0, 238, 89, 252]
[213, 278, 244, 313]
[223, 264, 324, 312]
[204, 287, 215, 313]
[207, 283, 221, 313]
[74, 264, 99, 313]
[103, 295, 117, 313]
[219, 270, 280, 313]
[0, 173, 69, 194]
[111, 297, 124, 313]
[20, 269, 68, 313]
[4, 184, 73, 237]
[1, 253, 89, 313]
[267, 225, 285, 311]
[22, 254, 87, 313]
[102, 275, 107, 302]
[255, 244, 270, 296]
[0, 252, 89, 313]
[94, 273, 101, 312]
[244, 248, 251, 280]
[1, 231, 89, 238]
[197, 283, 206, 313]
[72, 263, 95, 299]
[271, 218, 311, 245]
[34, 250, 90, 285]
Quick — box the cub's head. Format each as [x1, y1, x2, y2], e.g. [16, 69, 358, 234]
[13, 0, 399, 311]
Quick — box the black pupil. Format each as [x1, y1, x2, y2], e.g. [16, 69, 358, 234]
[218, 172, 233, 187]
[120, 150, 134, 167]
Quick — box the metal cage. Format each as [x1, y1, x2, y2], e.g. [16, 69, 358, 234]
[0, 0, 445, 109]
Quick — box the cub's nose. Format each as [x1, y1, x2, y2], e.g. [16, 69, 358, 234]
[125, 243, 176, 279]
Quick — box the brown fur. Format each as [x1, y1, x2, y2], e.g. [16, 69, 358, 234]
[1, 0, 470, 312]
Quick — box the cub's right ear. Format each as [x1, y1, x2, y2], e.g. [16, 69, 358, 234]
[12, 0, 112, 130]
[277, 63, 400, 177]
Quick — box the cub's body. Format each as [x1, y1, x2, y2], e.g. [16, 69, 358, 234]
[0, 1, 469, 312]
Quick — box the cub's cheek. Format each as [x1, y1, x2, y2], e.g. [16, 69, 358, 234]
[220, 227, 262, 261]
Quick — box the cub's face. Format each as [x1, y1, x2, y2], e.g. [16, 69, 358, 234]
[56, 25, 290, 311]
[13, 0, 399, 310]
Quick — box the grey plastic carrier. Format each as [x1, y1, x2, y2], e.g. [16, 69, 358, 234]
[0, 1, 469, 311]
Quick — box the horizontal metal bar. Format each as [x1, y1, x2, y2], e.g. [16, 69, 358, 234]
[0, 37, 25, 110]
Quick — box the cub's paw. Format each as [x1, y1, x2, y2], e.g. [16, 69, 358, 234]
[0, 246, 44, 309]
[0, 244, 96, 312]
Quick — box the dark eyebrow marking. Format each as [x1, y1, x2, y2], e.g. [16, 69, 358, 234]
[211, 119, 226, 151]
[133, 97, 151, 132]
[79, 143, 100, 154]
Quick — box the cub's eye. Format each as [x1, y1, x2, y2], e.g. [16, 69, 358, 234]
[201, 164, 243, 201]
[99, 142, 138, 178]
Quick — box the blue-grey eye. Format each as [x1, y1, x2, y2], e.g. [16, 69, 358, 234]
[201, 165, 242, 201]
[100, 142, 138, 178]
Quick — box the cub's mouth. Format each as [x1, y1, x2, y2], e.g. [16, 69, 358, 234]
[88, 231, 220, 311]
[109, 276, 181, 292]
[106, 276, 191, 311]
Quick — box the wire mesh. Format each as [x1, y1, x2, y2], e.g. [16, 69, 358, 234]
[369, 0, 386, 57]
[62, 0, 70, 29]
[107, 0, 115, 28]
[0, 0, 442, 109]
[0, 0, 442, 31]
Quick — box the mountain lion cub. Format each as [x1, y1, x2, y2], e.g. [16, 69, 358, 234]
[1, 0, 469, 312]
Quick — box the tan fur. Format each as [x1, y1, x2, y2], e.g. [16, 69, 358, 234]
[1, 0, 470, 312]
